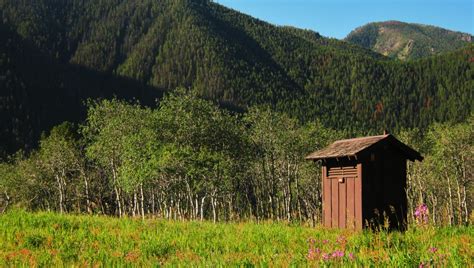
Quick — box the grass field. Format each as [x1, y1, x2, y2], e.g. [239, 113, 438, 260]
[0, 210, 472, 267]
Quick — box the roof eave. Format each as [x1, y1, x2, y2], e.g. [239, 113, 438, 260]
[388, 135, 424, 162]
[305, 154, 357, 161]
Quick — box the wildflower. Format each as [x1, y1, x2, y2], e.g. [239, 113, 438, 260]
[307, 247, 322, 260]
[322, 253, 330, 261]
[322, 239, 329, 244]
[331, 250, 344, 258]
[336, 235, 346, 244]
[429, 247, 438, 253]
[414, 204, 429, 224]
[307, 248, 315, 260]
[348, 252, 354, 260]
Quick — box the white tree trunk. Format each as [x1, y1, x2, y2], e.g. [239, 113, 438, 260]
[200, 196, 206, 221]
[56, 174, 64, 214]
[84, 175, 91, 214]
[140, 183, 145, 220]
[211, 196, 217, 223]
[111, 162, 122, 218]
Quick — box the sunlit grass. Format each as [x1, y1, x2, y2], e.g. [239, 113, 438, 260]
[0, 210, 472, 266]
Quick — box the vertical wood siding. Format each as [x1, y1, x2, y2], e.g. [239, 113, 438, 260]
[322, 164, 362, 229]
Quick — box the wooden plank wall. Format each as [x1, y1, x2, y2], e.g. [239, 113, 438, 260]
[355, 163, 362, 229]
[322, 163, 362, 229]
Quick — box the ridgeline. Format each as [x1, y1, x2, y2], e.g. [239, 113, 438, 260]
[1, 0, 473, 155]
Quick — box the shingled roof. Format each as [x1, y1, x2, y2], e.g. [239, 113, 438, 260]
[305, 134, 423, 161]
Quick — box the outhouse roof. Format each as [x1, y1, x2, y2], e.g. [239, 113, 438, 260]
[305, 134, 423, 162]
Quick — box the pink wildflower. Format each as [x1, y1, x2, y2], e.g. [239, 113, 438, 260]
[322, 253, 330, 261]
[414, 204, 429, 224]
[336, 235, 346, 244]
[332, 250, 344, 258]
[307, 249, 314, 259]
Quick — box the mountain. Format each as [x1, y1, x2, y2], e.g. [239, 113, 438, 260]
[345, 20, 473, 60]
[0, 0, 473, 155]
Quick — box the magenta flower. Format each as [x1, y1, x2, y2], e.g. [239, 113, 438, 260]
[348, 252, 355, 260]
[429, 247, 438, 253]
[414, 204, 429, 224]
[331, 250, 344, 258]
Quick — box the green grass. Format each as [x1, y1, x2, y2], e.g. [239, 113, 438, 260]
[0, 210, 472, 267]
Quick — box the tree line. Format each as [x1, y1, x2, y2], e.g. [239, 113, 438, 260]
[0, 90, 472, 226]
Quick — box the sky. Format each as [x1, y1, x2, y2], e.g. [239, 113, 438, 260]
[217, 0, 473, 39]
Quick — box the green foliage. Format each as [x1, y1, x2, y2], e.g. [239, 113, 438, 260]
[81, 99, 158, 190]
[399, 117, 474, 225]
[37, 122, 84, 213]
[0, 0, 472, 226]
[0, 161, 16, 212]
[241, 106, 346, 220]
[1, 91, 472, 224]
[24, 234, 46, 249]
[1, 0, 473, 155]
[82, 99, 142, 168]
[0, 210, 472, 266]
[38, 122, 81, 181]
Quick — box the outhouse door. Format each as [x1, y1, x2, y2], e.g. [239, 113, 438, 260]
[322, 164, 362, 229]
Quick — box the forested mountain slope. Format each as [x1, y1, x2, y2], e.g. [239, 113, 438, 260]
[345, 21, 472, 60]
[1, 0, 473, 155]
[0, 20, 162, 154]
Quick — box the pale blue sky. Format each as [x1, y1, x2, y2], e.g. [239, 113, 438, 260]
[217, 0, 473, 39]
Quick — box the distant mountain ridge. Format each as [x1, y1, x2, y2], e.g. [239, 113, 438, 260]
[0, 0, 472, 155]
[345, 20, 472, 60]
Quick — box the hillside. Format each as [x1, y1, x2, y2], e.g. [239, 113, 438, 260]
[0, 0, 473, 155]
[345, 21, 473, 60]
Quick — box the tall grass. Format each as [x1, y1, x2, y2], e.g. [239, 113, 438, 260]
[0, 210, 472, 266]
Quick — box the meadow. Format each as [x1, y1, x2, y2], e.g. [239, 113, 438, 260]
[0, 210, 472, 267]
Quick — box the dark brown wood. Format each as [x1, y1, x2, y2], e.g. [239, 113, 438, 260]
[323, 160, 361, 229]
[355, 163, 362, 230]
[328, 166, 357, 178]
[346, 177, 355, 228]
[306, 134, 423, 161]
[308, 134, 422, 230]
[339, 180, 346, 228]
[331, 179, 338, 227]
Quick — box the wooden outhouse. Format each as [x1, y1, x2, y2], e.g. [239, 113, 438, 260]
[306, 134, 423, 230]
